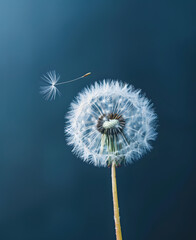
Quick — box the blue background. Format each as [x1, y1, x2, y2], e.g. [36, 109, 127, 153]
[1, 0, 195, 239]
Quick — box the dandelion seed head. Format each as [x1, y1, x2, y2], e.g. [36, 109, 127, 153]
[65, 80, 158, 167]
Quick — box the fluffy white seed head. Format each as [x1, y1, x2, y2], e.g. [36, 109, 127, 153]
[65, 80, 157, 167]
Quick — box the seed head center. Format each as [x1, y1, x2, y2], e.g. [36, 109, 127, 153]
[96, 113, 125, 135]
[102, 119, 119, 129]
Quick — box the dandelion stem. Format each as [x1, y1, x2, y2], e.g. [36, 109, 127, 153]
[111, 161, 123, 240]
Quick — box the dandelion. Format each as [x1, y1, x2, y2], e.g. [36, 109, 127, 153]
[40, 71, 91, 101]
[65, 80, 157, 240]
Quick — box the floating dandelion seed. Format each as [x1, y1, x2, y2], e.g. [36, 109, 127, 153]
[65, 80, 157, 240]
[40, 71, 91, 101]
[40, 71, 61, 101]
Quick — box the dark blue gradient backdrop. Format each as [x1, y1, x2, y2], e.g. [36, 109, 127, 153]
[1, 1, 195, 240]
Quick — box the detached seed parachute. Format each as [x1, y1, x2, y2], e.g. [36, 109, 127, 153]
[40, 71, 91, 101]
